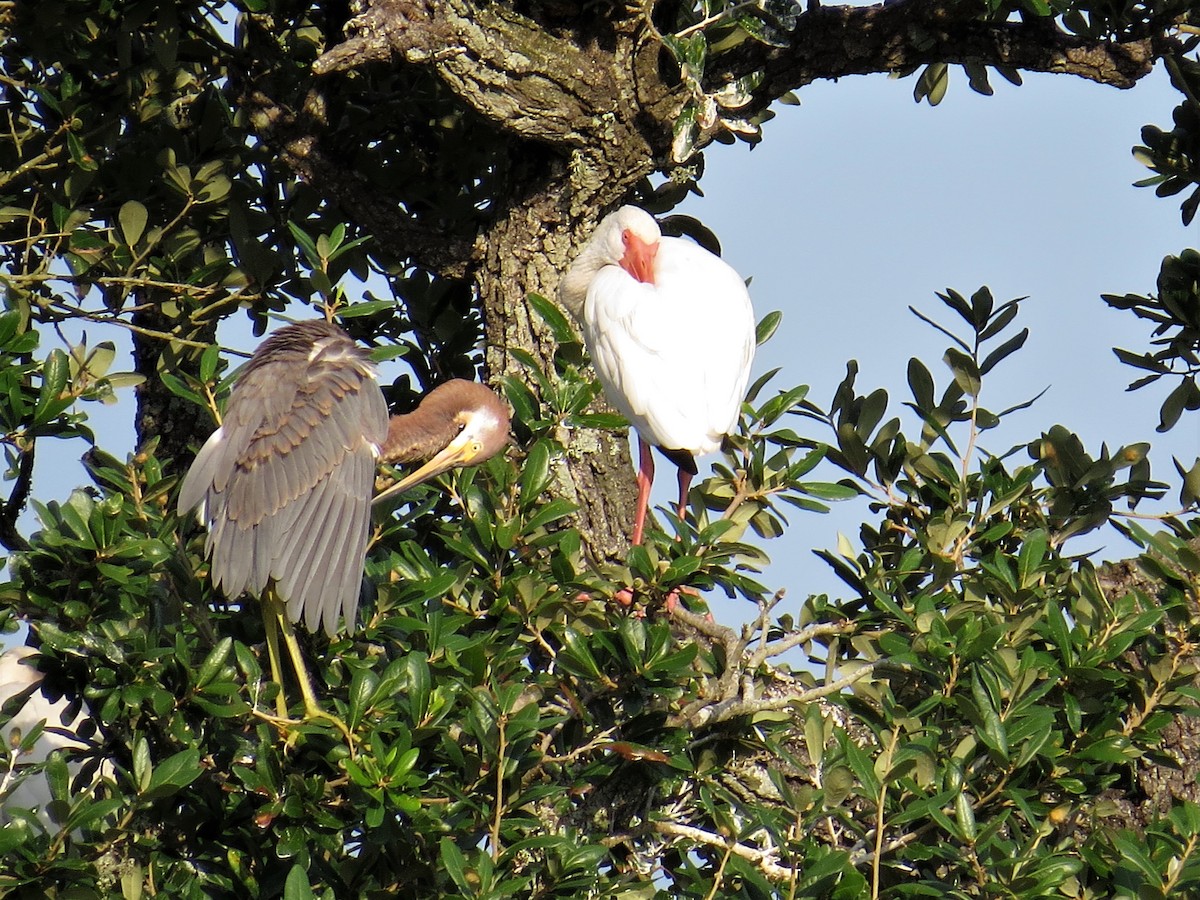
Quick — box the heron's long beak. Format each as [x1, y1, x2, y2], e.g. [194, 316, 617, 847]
[372, 430, 479, 507]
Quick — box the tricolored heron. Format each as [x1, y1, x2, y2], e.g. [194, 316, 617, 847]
[560, 206, 756, 545]
[178, 320, 509, 730]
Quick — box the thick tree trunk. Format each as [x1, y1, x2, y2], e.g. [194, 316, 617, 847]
[132, 295, 215, 473]
[477, 157, 650, 561]
[295, 2, 682, 558]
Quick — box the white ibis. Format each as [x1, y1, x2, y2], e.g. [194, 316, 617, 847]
[178, 319, 509, 727]
[561, 206, 756, 544]
[0, 646, 111, 829]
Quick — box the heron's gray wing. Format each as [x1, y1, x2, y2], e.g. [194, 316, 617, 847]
[179, 322, 388, 636]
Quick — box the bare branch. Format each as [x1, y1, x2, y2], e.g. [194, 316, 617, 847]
[748, 621, 857, 669]
[730, 0, 1172, 110]
[683, 663, 880, 728]
[654, 820, 797, 882]
[313, 0, 625, 146]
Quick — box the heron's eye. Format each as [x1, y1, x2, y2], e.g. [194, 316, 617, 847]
[471, 440, 483, 455]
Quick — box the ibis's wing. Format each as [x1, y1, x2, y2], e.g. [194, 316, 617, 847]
[583, 238, 755, 455]
[179, 322, 388, 635]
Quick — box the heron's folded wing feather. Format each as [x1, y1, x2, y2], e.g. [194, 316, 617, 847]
[182, 324, 387, 635]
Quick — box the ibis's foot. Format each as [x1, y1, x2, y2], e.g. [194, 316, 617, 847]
[575, 588, 640, 611]
[575, 585, 702, 616]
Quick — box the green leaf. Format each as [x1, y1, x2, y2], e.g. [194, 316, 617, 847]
[143, 749, 202, 800]
[1158, 377, 1198, 431]
[943, 347, 981, 398]
[287, 222, 321, 270]
[955, 789, 977, 842]
[347, 668, 377, 730]
[0, 819, 31, 855]
[118, 200, 148, 247]
[133, 738, 152, 793]
[338, 299, 395, 318]
[907, 357, 935, 411]
[199, 344, 221, 383]
[838, 731, 881, 798]
[803, 482, 858, 501]
[915, 62, 949, 106]
[195, 636, 233, 690]
[405, 653, 432, 724]
[283, 864, 315, 900]
[1017, 528, 1048, 588]
[34, 348, 69, 425]
[527, 292, 576, 344]
[756, 310, 782, 346]
[672, 102, 700, 163]
[969, 676, 1009, 761]
[440, 837, 473, 894]
[159, 370, 205, 407]
[979, 327, 1028, 375]
[520, 440, 551, 502]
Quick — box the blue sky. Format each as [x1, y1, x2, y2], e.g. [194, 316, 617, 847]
[674, 62, 1197, 614]
[13, 60, 1197, 638]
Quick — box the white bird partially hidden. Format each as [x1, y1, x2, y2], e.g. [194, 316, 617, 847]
[0, 646, 111, 830]
[561, 206, 756, 544]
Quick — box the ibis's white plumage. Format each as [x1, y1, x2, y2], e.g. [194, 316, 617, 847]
[0, 646, 112, 828]
[565, 206, 755, 456]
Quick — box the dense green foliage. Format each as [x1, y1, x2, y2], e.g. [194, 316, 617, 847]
[1, 0, 1200, 897]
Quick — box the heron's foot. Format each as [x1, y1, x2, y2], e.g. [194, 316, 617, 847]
[251, 705, 358, 753]
[303, 704, 358, 750]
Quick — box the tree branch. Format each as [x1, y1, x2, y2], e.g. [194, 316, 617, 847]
[0, 442, 33, 553]
[654, 820, 796, 882]
[236, 81, 476, 278]
[313, 0, 632, 147]
[682, 662, 879, 729]
[728, 0, 1172, 108]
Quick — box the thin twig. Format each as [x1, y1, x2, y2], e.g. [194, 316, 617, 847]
[747, 621, 856, 670]
[871, 727, 902, 899]
[0, 442, 34, 552]
[674, 1, 764, 39]
[491, 714, 506, 861]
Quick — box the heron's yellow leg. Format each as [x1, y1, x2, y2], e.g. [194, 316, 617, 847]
[260, 592, 290, 719]
[276, 608, 326, 720]
[254, 590, 356, 749]
[274, 592, 356, 746]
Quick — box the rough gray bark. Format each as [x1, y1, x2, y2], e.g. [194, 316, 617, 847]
[1092, 556, 1200, 832]
[132, 297, 217, 470]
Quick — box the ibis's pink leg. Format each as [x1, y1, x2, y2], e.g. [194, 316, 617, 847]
[675, 467, 693, 528]
[631, 437, 656, 545]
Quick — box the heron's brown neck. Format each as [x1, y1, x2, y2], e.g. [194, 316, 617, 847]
[380, 410, 453, 464]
